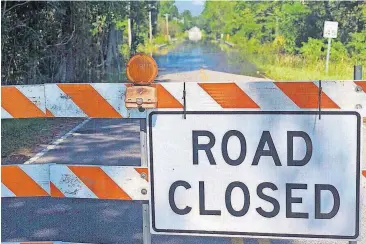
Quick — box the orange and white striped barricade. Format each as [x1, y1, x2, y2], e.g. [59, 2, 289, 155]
[1, 164, 149, 200]
[2, 81, 366, 119]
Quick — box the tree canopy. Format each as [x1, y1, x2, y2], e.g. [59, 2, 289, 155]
[1, 1, 159, 85]
[199, 1, 366, 62]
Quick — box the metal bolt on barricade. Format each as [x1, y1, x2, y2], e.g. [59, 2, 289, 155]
[141, 172, 147, 179]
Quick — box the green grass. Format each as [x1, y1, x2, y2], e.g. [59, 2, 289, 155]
[250, 55, 365, 81]
[258, 63, 358, 81]
[1, 118, 81, 157]
[218, 40, 365, 80]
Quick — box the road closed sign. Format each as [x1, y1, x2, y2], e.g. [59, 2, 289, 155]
[149, 111, 360, 239]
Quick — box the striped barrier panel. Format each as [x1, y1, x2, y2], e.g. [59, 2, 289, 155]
[50, 165, 149, 200]
[1, 164, 149, 201]
[2, 81, 366, 119]
[1, 85, 46, 118]
[1, 164, 50, 197]
[1, 164, 365, 201]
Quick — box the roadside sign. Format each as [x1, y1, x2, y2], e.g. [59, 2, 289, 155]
[323, 21, 338, 38]
[324, 21, 339, 73]
[149, 111, 360, 239]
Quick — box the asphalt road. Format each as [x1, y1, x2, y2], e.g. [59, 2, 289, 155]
[2, 119, 365, 244]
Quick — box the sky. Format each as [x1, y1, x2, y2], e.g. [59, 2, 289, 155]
[175, 0, 206, 16]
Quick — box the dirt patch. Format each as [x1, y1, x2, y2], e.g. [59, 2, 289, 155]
[1, 118, 84, 165]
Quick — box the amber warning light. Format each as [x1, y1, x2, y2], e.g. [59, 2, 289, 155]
[125, 54, 158, 110]
[126, 54, 158, 85]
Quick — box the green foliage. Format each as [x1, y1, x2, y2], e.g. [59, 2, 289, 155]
[330, 40, 349, 62]
[159, 1, 179, 18]
[347, 31, 366, 63]
[181, 10, 194, 30]
[156, 16, 183, 39]
[278, 2, 311, 51]
[114, 19, 128, 30]
[198, 1, 365, 80]
[199, 1, 365, 56]
[1, 1, 164, 84]
[272, 35, 286, 54]
[154, 34, 169, 45]
[119, 44, 130, 60]
[300, 38, 325, 61]
[91, 15, 107, 36]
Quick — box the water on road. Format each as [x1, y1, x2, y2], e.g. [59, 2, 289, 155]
[154, 41, 260, 77]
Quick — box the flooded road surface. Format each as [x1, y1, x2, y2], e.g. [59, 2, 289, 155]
[154, 41, 260, 77]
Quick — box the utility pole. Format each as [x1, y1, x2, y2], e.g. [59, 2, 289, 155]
[149, 10, 152, 43]
[128, 1, 132, 50]
[275, 16, 279, 37]
[165, 13, 169, 41]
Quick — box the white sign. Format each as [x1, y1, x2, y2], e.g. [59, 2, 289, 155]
[324, 21, 338, 38]
[149, 111, 360, 239]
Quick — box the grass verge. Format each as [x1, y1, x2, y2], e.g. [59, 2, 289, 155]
[218, 41, 365, 80]
[1, 118, 83, 163]
[252, 56, 365, 81]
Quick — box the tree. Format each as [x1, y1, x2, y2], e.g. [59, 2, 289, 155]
[181, 10, 193, 30]
[1, 1, 160, 85]
[198, 0, 366, 59]
[158, 1, 179, 18]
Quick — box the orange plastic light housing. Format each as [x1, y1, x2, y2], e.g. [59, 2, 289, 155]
[126, 54, 158, 85]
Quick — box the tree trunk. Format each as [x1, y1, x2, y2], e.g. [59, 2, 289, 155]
[105, 24, 115, 78]
[65, 2, 74, 82]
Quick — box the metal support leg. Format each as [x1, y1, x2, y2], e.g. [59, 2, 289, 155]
[354, 65, 362, 80]
[258, 239, 271, 244]
[231, 238, 271, 244]
[140, 119, 151, 244]
[140, 119, 147, 167]
[230, 238, 243, 244]
[143, 204, 151, 244]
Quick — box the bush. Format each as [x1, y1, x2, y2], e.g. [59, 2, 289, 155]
[118, 44, 130, 61]
[272, 35, 286, 54]
[329, 40, 349, 62]
[347, 31, 366, 63]
[154, 34, 168, 44]
[136, 42, 158, 54]
[300, 38, 324, 62]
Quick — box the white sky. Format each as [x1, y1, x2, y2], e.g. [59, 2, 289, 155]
[175, 0, 206, 16]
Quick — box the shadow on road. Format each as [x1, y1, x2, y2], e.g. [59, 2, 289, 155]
[36, 119, 141, 166]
